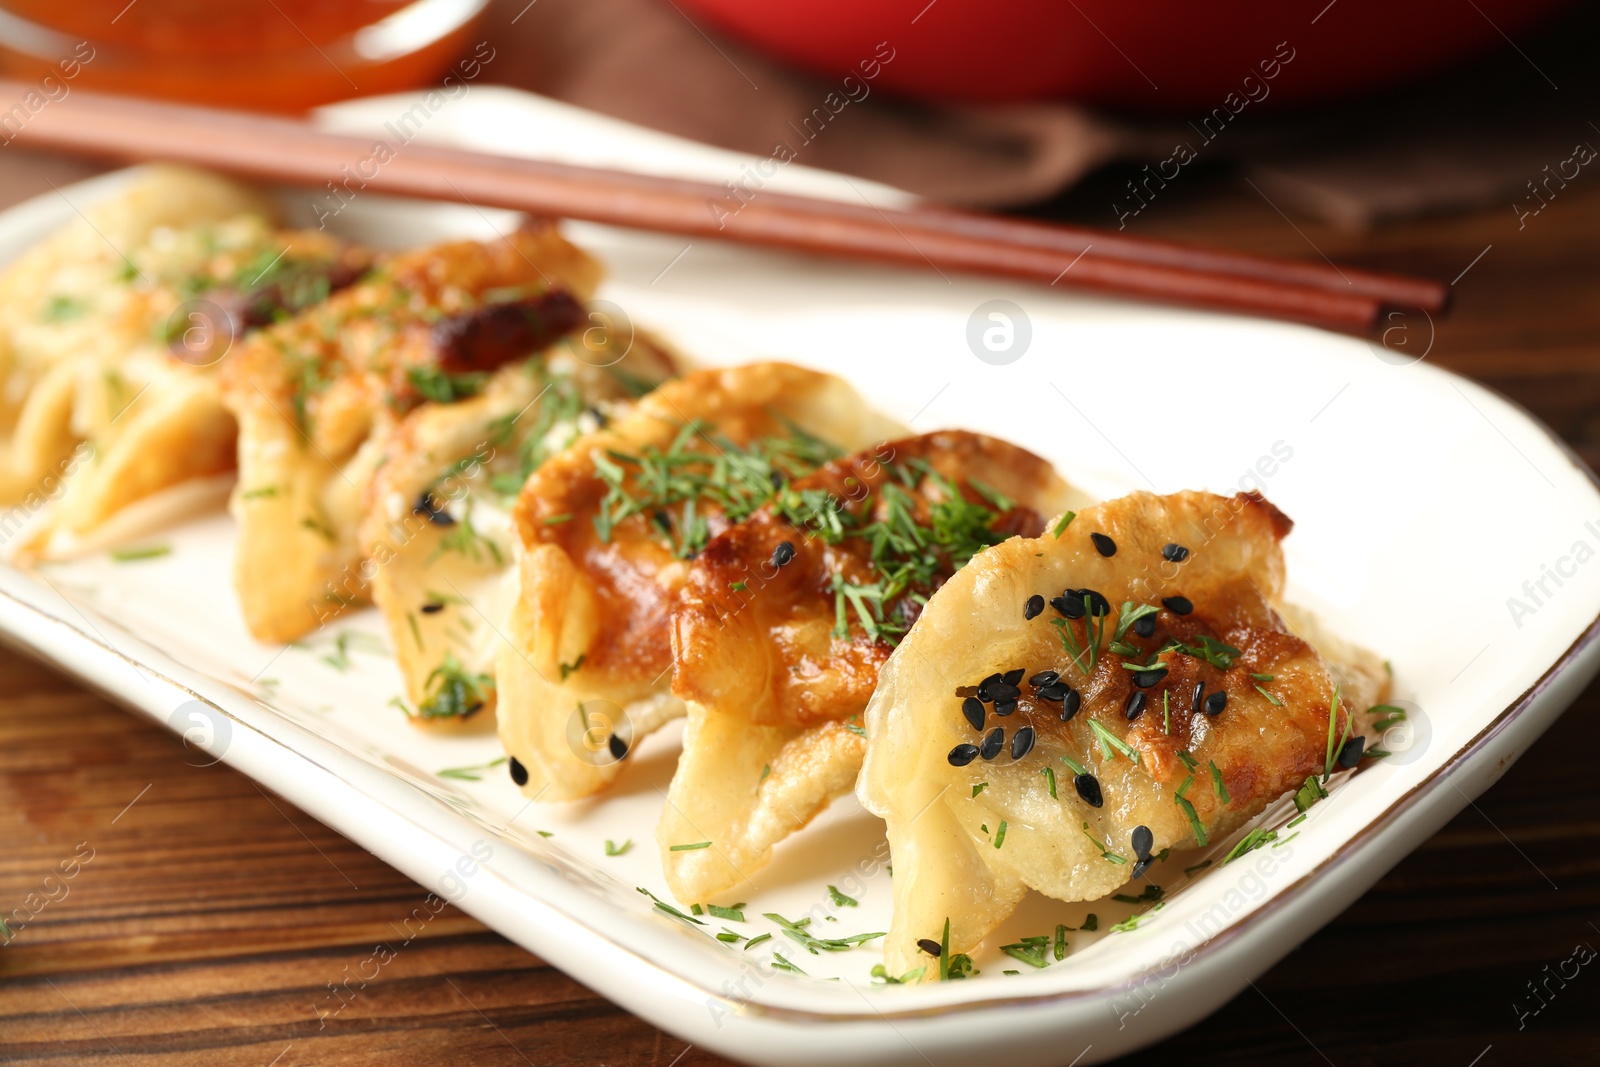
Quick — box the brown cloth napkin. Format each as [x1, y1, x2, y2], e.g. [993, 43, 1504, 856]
[477, 0, 1140, 208]
[481, 0, 1597, 229]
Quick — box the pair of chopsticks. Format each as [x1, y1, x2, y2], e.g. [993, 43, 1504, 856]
[0, 81, 1446, 331]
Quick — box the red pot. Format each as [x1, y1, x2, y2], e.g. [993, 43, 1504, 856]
[673, 0, 1573, 111]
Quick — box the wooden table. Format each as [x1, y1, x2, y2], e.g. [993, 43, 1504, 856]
[1, 161, 1597, 1066]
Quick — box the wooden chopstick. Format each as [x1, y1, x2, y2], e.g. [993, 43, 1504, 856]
[2, 82, 1446, 331]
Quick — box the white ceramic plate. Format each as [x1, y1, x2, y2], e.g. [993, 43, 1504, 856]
[2, 89, 1597, 1066]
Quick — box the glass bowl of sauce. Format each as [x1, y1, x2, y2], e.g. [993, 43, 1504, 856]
[0, 0, 490, 111]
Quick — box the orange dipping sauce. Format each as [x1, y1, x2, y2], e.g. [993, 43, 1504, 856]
[0, 0, 489, 111]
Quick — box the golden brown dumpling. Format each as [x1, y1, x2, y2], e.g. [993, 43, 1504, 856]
[859, 490, 1388, 978]
[496, 362, 906, 802]
[660, 430, 1074, 902]
[219, 223, 601, 642]
[359, 333, 676, 726]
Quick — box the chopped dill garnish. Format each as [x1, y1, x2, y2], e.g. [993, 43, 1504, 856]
[763, 912, 885, 954]
[1323, 685, 1348, 781]
[416, 653, 493, 719]
[871, 964, 926, 984]
[1000, 935, 1051, 968]
[110, 544, 170, 562]
[592, 417, 837, 558]
[1162, 634, 1242, 670]
[637, 886, 704, 925]
[1210, 760, 1231, 803]
[1369, 704, 1407, 732]
[1081, 821, 1128, 864]
[1089, 718, 1140, 764]
[1174, 775, 1209, 846]
[408, 364, 489, 404]
[437, 756, 508, 781]
[801, 458, 1017, 645]
[1293, 774, 1328, 814]
[1222, 827, 1278, 864]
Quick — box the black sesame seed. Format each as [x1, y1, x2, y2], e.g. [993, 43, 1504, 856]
[1090, 532, 1117, 557]
[1133, 614, 1157, 638]
[1080, 589, 1112, 617]
[508, 756, 529, 786]
[1162, 543, 1190, 563]
[1204, 689, 1228, 716]
[1061, 687, 1082, 720]
[652, 508, 673, 533]
[1132, 668, 1167, 689]
[1130, 856, 1154, 880]
[1002, 668, 1025, 687]
[1051, 593, 1085, 620]
[947, 743, 980, 767]
[608, 734, 630, 760]
[962, 696, 986, 731]
[769, 469, 787, 490]
[1029, 670, 1060, 688]
[1162, 595, 1194, 616]
[1338, 735, 1366, 768]
[1035, 683, 1067, 703]
[1124, 690, 1148, 720]
[413, 491, 456, 526]
[977, 672, 1004, 701]
[1131, 824, 1154, 861]
[988, 681, 1021, 702]
[917, 938, 943, 957]
[993, 698, 1017, 717]
[1024, 594, 1045, 620]
[1190, 680, 1205, 715]
[980, 727, 1005, 761]
[420, 602, 444, 614]
[1074, 772, 1104, 807]
[772, 540, 796, 568]
[1010, 726, 1036, 761]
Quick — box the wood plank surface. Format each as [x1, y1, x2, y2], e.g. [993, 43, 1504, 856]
[1, 161, 1598, 1067]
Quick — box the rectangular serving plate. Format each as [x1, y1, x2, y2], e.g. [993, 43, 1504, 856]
[2, 90, 1597, 1066]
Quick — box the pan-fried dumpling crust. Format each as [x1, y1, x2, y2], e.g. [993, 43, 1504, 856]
[496, 362, 906, 802]
[219, 224, 602, 642]
[358, 334, 677, 727]
[662, 430, 1074, 901]
[859, 490, 1387, 977]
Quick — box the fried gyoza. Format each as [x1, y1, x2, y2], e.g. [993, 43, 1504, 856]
[219, 224, 601, 642]
[0, 165, 370, 557]
[858, 490, 1388, 977]
[359, 333, 676, 726]
[496, 362, 907, 802]
[661, 431, 1074, 902]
